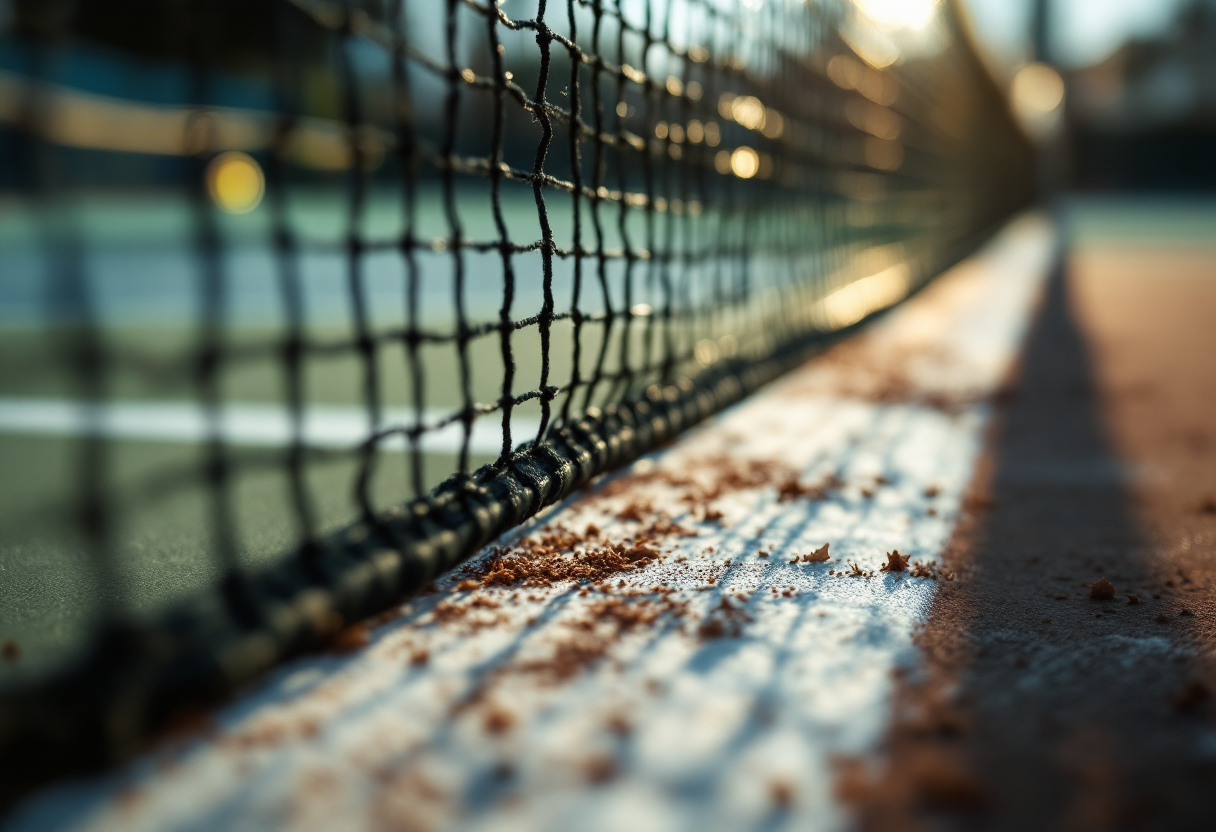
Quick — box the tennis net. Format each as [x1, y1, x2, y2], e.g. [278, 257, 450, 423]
[0, 0, 1033, 794]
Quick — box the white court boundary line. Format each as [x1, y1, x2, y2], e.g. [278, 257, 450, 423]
[0, 401, 538, 456]
[5, 215, 1057, 832]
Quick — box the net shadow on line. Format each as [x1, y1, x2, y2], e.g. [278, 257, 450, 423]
[0, 0, 1033, 800]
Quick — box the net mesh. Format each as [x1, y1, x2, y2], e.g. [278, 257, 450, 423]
[0, 0, 1032, 784]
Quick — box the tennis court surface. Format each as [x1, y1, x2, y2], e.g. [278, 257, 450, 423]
[7, 198, 1216, 830]
[7, 213, 1054, 832]
[4, 0, 1215, 829]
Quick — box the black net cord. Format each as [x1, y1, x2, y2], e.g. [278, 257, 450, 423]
[528, 1, 559, 445]
[186, 0, 258, 626]
[269, 2, 320, 555]
[488, 4, 519, 465]
[578, 0, 618, 417]
[337, 7, 387, 530]
[556, 0, 583, 430]
[29, 30, 120, 627]
[443, 0, 475, 477]
[386, 0, 428, 500]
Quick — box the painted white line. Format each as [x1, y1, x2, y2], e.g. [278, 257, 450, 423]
[5, 216, 1056, 832]
[0, 400, 539, 457]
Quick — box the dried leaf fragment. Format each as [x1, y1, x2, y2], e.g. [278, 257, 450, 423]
[1089, 577, 1115, 600]
[791, 544, 830, 564]
[881, 550, 909, 572]
[483, 707, 516, 734]
[616, 501, 652, 522]
[329, 624, 369, 654]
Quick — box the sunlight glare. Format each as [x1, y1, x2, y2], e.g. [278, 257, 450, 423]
[855, 0, 940, 31]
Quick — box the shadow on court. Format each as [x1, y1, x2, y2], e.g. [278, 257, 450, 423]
[854, 253, 1216, 830]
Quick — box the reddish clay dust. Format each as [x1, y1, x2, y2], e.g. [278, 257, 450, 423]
[846, 244, 1216, 830]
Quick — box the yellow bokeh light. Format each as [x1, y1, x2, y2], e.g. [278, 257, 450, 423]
[730, 146, 760, 179]
[821, 264, 910, 329]
[827, 54, 900, 105]
[761, 110, 784, 139]
[1011, 62, 1065, 116]
[844, 29, 901, 69]
[732, 96, 767, 131]
[1010, 62, 1065, 140]
[206, 151, 265, 214]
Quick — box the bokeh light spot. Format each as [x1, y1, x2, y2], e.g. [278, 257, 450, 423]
[206, 152, 265, 214]
[1012, 62, 1066, 116]
[731, 146, 760, 179]
[1010, 62, 1066, 139]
